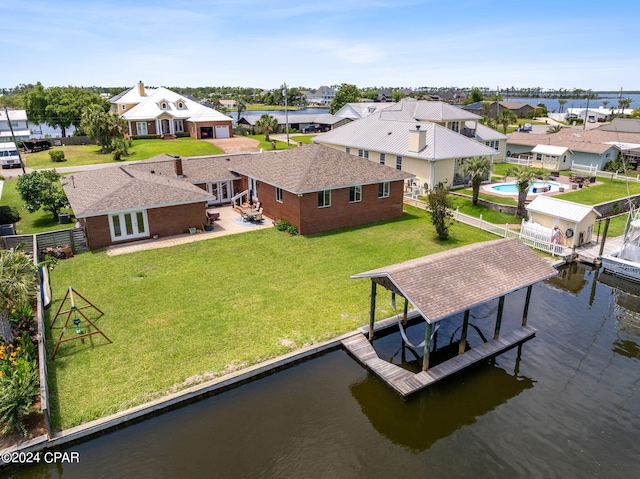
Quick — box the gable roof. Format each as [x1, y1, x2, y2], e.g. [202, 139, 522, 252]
[531, 145, 571, 156]
[229, 144, 413, 194]
[118, 86, 232, 123]
[508, 129, 640, 155]
[597, 118, 640, 133]
[334, 102, 396, 119]
[378, 99, 480, 122]
[62, 165, 214, 217]
[351, 238, 557, 324]
[526, 196, 600, 222]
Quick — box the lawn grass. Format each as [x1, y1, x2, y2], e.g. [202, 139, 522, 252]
[595, 214, 628, 238]
[0, 178, 74, 234]
[287, 135, 316, 144]
[45, 205, 496, 429]
[451, 196, 520, 225]
[248, 135, 298, 151]
[454, 188, 518, 206]
[25, 138, 224, 169]
[555, 179, 640, 205]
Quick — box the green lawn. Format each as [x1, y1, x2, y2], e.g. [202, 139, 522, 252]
[555, 179, 640, 204]
[454, 188, 518, 206]
[25, 138, 224, 169]
[287, 135, 316, 144]
[0, 178, 74, 234]
[45, 206, 496, 430]
[248, 135, 298, 151]
[451, 196, 520, 225]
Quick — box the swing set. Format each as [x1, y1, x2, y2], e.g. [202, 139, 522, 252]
[50, 286, 112, 360]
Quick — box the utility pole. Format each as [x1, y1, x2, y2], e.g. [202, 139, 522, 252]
[3, 106, 26, 174]
[282, 82, 290, 145]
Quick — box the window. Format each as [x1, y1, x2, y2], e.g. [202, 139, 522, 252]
[174, 120, 184, 133]
[318, 190, 331, 208]
[358, 149, 369, 159]
[349, 185, 362, 203]
[450, 121, 459, 132]
[121, 105, 126, 111]
[378, 182, 390, 198]
[161, 102, 168, 110]
[379, 153, 386, 165]
[109, 210, 148, 242]
[345, 147, 350, 154]
[395, 156, 403, 170]
[178, 102, 184, 109]
[276, 187, 283, 203]
[136, 122, 148, 135]
[536, 153, 542, 161]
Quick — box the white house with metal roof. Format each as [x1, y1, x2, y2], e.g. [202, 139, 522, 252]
[0, 109, 30, 143]
[313, 99, 506, 192]
[333, 102, 395, 119]
[525, 196, 600, 247]
[110, 82, 233, 140]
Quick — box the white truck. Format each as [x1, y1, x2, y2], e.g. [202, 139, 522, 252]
[0, 142, 21, 169]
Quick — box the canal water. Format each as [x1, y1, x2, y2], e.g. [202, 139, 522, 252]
[6, 264, 640, 478]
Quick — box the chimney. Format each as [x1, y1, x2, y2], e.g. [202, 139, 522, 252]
[408, 124, 426, 153]
[173, 155, 184, 177]
[138, 81, 145, 97]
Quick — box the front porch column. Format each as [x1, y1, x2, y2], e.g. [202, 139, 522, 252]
[459, 310, 470, 355]
[368, 281, 377, 341]
[493, 296, 505, 340]
[422, 322, 433, 372]
[522, 285, 533, 326]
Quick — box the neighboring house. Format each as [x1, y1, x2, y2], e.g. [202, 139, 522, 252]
[110, 82, 233, 139]
[440, 90, 467, 104]
[238, 113, 350, 133]
[313, 99, 505, 192]
[525, 196, 600, 248]
[529, 145, 573, 171]
[219, 99, 236, 109]
[376, 90, 393, 102]
[597, 118, 640, 133]
[463, 101, 538, 118]
[0, 109, 30, 143]
[507, 129, 640, 170]
[306, 86, 337, 105]
[62, 144, 413, 249]
[333, 102, 395, 120]
[567, 107, 633, 123]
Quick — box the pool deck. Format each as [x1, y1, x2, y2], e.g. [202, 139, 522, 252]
[342, 325, 536, 397]
[483, 174, 596, 199]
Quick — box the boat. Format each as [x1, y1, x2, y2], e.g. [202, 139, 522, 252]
[601, 211, 640, 281]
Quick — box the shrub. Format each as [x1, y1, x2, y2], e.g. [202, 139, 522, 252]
[0, 356, 39, 437]
[176, 132, 190, 138]
[48, 150, 66, 162]
[276, 220, 291, 231]
[133, 134, 159, 140]
[0, 205, 21, 224]
[287, 224, 299, 236]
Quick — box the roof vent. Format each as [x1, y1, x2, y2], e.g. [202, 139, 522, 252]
[416, 125, 421, 130]
[226, 158, 231, 161]
[150, 170, 155, 174]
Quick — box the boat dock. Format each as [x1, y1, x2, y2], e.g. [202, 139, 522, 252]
[341, 325, 536, 397]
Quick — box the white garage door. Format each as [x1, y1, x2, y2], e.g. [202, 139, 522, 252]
[215, 125, 230, 138]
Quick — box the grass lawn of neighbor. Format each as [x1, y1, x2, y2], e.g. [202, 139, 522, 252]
[248, 135, 298, 151]
[45, 205, 496, 430]
[25, 138, 224, 169]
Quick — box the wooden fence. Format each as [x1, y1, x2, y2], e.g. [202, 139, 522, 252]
[0, 227, 88, 255]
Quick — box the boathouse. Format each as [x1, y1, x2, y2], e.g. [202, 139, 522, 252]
[344, 237, 557, 397]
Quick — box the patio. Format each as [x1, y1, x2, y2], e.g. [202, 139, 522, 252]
[105, 205, 273, 256]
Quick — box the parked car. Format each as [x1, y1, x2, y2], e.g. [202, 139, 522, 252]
[302, 125, 318, 133]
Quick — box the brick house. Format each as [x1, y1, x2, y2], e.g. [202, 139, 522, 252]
[62, 145, 414, 249]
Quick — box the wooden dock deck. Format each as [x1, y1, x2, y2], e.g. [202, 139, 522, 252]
[341, 325, 536, 397]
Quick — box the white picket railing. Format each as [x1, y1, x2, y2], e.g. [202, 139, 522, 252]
[571, 161, 598, 175]
[505, 156, 533, 166]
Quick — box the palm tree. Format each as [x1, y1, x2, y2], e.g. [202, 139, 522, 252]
[505, 165, 540, 218]
[235, 95, 247, 122]
[558, 99, 567, 114]
[0, 250, 37, 345]
[546, 124, 563, 134]
[461, 156, 492, 206]
[618, 97, 633, 116]
[255, 114, 279, 141]
[497, 109, 517, 134]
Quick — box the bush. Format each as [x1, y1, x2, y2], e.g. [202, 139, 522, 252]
[0, 206, 21, 224]
[48, 150, 66, 162]
[133, 134, 159, 140]
[0, 352, 39, 437]
[176, 132, 190, 138]
[276, 220, 291, 231]
[287, 224, 299, 236]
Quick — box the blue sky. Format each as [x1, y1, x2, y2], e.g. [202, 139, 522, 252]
[3, 0, 639, 91]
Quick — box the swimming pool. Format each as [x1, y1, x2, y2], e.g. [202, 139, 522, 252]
[489, 181, 561, 195]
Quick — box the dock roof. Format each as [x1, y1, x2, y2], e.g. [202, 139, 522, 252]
[351, 238, 557, 324]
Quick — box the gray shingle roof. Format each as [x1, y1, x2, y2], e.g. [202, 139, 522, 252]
[352, 238, 557, 324]
[62, 165, 214, 217]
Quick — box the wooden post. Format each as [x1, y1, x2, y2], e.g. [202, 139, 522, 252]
[522, 285, 532, 326]
[403, 297, 409, 326]
[422, 322, 433, 371]
[494, 296, 505, 340]
[368, 281, 377, 341]
[459, 310, 470, 355]
[597, 217, 610, 258]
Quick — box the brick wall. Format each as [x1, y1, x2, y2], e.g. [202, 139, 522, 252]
[258, 180, 404, 235]
[82, 202, 207, 250]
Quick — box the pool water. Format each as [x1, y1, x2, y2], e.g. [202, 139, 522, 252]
[490, 181, 561, 194]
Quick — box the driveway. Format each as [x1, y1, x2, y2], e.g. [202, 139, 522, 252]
[207, 137, 260, 153]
